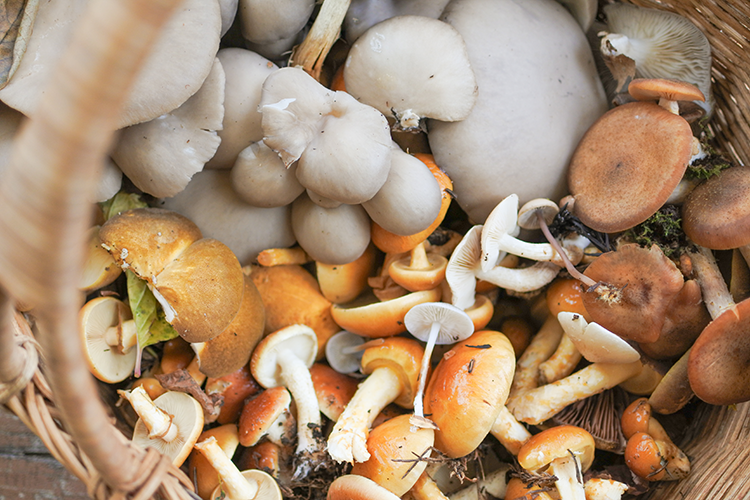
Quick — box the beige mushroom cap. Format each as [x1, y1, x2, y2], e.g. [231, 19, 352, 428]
[345, 15, 477, 129]
[111, 57, 225, 198]
[79, 296, 136, 383]
[239, 0, 315, 45]
[230, 141, 305, 208]
[131, 391, 205, 467]
[0, 0, 222, 128]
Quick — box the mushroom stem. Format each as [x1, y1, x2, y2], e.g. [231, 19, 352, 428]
[688, 246, 735, 318]
[119, 386, 178, 442]
[103, 318, 137, 354]
[549, 455, 586, 500]
[276, 348, 322, 454]
[413, 322, 440, 418]
[448, 464, 511, 500]
[328, 367, 403, 463]
[490, 406, 532, 456]
[410, 242, 432, 270]
[289, 0, 352, 81]
[537, 212, 596, 288]
[341, 338, 385, 355]
[194, 437, 259, 500]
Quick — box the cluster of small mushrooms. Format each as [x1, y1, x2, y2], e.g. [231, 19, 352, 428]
[3, 0, 746, 498]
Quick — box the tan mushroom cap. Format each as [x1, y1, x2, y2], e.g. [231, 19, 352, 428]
[568, 101, 693, 233]
[688, 296, 750, 405]
[425, 330, 515, 458]
[238, 386, 291, 447]
[131, 391, 205, 467]
[250, 264, 340, 357]
[79, 296, 136, 383]
[360, 337, 425, 408]
[330, 288, 442, 338]
[99, 207, 203, 281]
[192, 275, 265, 378]
[682, 166, 750, 250]
[582, 244, 685, 344]
[80, 225, 122, 293]
[155, 237, 245, 343]
[316, 244, 378, 304]
[628, 78, 706, 104]
[0, 0, 222, 128]
[350, 414, 435, 496]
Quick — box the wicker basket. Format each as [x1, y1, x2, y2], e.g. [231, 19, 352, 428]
[1, 0, 749, 498]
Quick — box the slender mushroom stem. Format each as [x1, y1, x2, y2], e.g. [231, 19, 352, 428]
[537, 212, 596, 288]
[119, 386, 178, 442]
[413, 322, 441, 419]
[195, 437, 259, 500]
[276, 348, 322, 455]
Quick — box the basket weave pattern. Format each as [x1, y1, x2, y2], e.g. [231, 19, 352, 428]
[2, 1, 750, 499]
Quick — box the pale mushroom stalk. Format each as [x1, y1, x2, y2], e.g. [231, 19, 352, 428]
[194, 437, 259, 500]
[276, 348, 322, 455]
[536, 211, 596, 289]
[413, 321, 441, 419]
[119, 387, 178, 442]
[548, 454, 586, 500]
[103, 319, 137, 354]
[489, 406, 532, 456]
[688, 245, 735, 318]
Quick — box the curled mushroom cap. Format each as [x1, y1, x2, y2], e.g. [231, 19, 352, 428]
[260, 67, 392, 204]
[344, 15, 477, 130]
[568, 101, 694, 233]
[600, 3, 713, 114]
[0, 0, 222, 128]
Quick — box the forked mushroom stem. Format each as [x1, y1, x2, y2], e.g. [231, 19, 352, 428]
[194, 437, 259, 500]
[119, 386, 177, 442]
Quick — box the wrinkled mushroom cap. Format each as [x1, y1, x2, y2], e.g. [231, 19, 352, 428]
[344, 15, 477, 128]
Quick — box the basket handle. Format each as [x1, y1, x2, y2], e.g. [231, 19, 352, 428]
[0, 0, 183, 491]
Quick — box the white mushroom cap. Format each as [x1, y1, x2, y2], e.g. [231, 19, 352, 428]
[291, 192, 371, 265]
[251, 324, 318, 388]
[556, 0, 598, 32]
[362, 144, 443, 236]
[230, 140, 305, 208]
[260, 67, 392, 204]
[601, 3, 713, 114]
[344, 15, 478, 129]
[112, 57, 225, 198]
[239, 0, 315, 45]
[557, 312, 641, 364]
[159, 170, 296, 265]
[205, 48, 279, 170]
[94, 158, 123, 203]
[0, 0, 222, 128]
[218, 0, 239, 37]
[325, 330, 367, 375]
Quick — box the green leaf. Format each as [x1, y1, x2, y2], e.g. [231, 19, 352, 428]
[148, 310, 180, 346]
[100, 192, 148, 221]
[0, 0, 39, 90]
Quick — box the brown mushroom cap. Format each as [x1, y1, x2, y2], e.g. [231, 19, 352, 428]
[99, 207, 203, 280]
[154, 237, 245, 343]
[682, 166, 750, 250]
[424, 330, 515, 458]
[628, 78, 706, 104]
[568, 101, 693, 233]
[688, 296, 750, 405]
[192, 275, 265, 378]
[310, 363, 359, 421]
[517, 425, 596, 472]
[582, 244, 685, 344]
[238, 386, 292, 447]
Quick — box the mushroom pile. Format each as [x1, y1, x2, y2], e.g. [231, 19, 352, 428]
[7, 0, 747, 499]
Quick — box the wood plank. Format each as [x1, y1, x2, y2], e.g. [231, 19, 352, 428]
[0, 406, 89, 499]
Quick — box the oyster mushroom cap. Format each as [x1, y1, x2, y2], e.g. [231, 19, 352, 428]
[0, 0, 222, 128]
[239, 0, 315, 45]
[344, 15, 478, 129]
[230, 141, 305, 208]
[428, 0, 607, 224]
[343, 0, 451, 44]
[112, 56, 225, 198]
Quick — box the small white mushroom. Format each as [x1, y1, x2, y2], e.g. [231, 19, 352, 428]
[557, 311, 641, 364]
[344, 15, 477, 131]
[239, 0, 315, 59]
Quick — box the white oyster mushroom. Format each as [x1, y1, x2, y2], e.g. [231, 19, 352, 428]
[205, 48, 279, 170]
[159, 170, 295, 265]
[344, 0, 451, 44]
[260, 67, 392, 205]
[0, 0, 222, 128]
[112, 57, 225, 198]
[239, 0, 315, 59]
[218, 0, 239, 37]
[429, 0, 608, 223]
[344, 15, 477, 130]
[230, 141, 305, 208]
[361, 144, 443, 236]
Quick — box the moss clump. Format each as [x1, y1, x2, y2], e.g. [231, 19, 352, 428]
[685, 144, 733, 181]
[626, 205, 687, 258]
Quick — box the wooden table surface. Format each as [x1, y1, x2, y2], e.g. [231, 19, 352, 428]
[1, 406, 89, 500]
